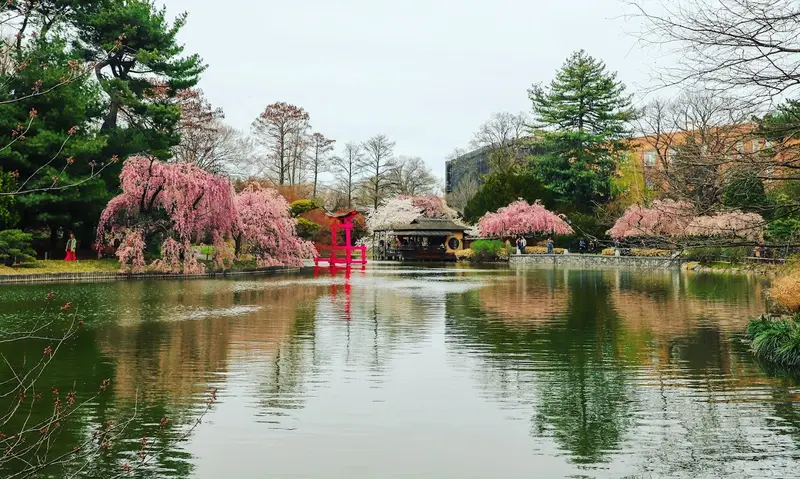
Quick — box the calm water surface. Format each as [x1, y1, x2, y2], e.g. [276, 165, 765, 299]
[1, 264, 798, 478]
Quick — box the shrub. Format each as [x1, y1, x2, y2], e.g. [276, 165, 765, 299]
[471, 239, 506, 261]
[630, 248, 672, 257]
[683, 246, 750, 264]
[767, 218, 800, 243]
[601, 248, 615, 256]
[289, 199, 322, 217]
[0, 229, 36, 266]
[296, 217, 321, 241]
[455, 248, 475, 260]
[746, 315, 800, 368]
[771, 269, 800, 313]
[524, 246, 565, 255]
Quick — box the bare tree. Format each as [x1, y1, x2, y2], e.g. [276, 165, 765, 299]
[362, 134, 397, 210]
[172, 89, 253, 175]
[446, 147, 468, 161]
[287, 127, 310, 186]
[470, 111, 531, 173]
[626, 0, 800, 101]
[635, 91, 769, 213]
[330, 142, 364, 209]
[387, 156, 438, 196]
[446, 176, 480, 215]
[251, 102, 310, 185]
[471, 112, 529, 151]
[308, 132, 335, 199]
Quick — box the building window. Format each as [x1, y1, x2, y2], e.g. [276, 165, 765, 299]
[644, 150, 657, 167]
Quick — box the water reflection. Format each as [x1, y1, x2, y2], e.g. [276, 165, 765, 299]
[0, 266, 798, 478]
[447, 267, 800, 477]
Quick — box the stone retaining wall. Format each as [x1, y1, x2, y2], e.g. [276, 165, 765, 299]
[509, 253, 685, 269]
[0, 266, 302, 284]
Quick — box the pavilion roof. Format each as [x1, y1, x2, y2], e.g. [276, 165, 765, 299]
[373, 217, 469, 233]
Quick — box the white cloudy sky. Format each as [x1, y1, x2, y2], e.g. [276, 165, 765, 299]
[162, 0, 664, 180]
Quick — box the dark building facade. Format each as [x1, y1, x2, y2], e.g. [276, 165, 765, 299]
[445, 146, 491, 194]
[444, 140, 547, 194]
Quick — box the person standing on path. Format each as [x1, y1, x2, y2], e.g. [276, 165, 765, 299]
[546, 237, 554, 254]
[65, 232, 77, 261]
[520, 236, 527, 253]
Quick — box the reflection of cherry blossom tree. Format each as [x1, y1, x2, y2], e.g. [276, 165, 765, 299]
[478, 200, 573, 238]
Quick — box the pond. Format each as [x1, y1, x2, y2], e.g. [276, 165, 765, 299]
[0, 264, 798, 478]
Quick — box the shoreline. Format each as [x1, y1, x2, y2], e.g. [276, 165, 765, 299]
[0, 265, 306, 284]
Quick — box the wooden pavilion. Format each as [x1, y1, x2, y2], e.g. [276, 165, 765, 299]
[373, 218, 469, 261]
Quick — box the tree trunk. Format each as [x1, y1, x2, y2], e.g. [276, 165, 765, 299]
[49, 225, 59, 258]
[101, 101, 120, 132]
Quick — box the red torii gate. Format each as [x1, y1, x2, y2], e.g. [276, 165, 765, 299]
[314, 210, 367, 268]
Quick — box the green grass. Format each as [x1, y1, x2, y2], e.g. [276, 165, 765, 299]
[0, 259, 121, 276]
[747, 315, 800, 368]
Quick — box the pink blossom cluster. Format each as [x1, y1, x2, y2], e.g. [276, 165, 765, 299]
[367, 197, 423, 232]
[608, 200, 764, 241]
[96, 156, 315, 273]
[685, 211, 764, 242]
[478, 200, 574, 238]
[398, 195, 457, 219]
[234, 185, 316, 268]
[607, 200, 694, 239]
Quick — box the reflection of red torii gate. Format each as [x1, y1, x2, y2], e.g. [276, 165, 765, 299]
[314, 210, 367, 268]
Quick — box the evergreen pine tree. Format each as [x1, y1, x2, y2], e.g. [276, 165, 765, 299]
[529, 50, 635, 211]
[76, 0, 207, 159]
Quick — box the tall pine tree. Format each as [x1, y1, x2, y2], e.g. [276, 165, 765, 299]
[77, 0, 206, 160]
[529, 50, 634, 211]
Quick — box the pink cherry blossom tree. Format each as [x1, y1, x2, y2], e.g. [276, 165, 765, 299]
[608, 200, 764, 243]
[685, 211, 765, 242]
[607, 199, 695, 239]
[398, 195, 458, 219]
[366, 197, 423, 233]
[233, 184, 316, 267]
[97, 155, 237, 274]
[478, 200, 574, 238]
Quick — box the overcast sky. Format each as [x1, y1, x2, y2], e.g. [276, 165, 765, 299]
[162, 0, 662, 181]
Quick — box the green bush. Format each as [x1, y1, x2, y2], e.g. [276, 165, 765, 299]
[767, 219, 800, 243]
[289, 199, 322, 217]
[470, 239, 506, 261]
[683, 246, 750, 264]
[296, 217, 321, 241]
[722, 171, 769, 212]
[747, 315, 800, 368]
[0, 229, 36, 265]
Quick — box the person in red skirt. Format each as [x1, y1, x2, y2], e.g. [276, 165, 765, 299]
[65, 231, 77, 261]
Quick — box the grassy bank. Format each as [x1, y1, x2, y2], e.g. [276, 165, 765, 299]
[0, 259, 121, 276]
[746, 315, 800, 368]
[0, 258, 289, 278]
